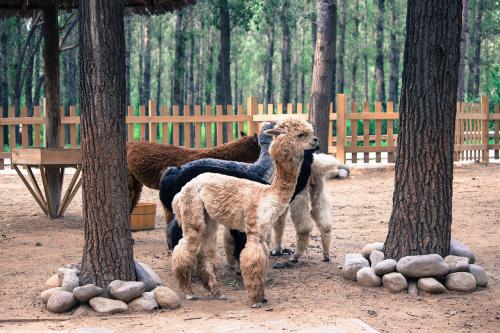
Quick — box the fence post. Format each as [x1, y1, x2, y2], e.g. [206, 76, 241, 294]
[336, 94, 346, 164]
[149, 100, 156, 143]
[246, 96, 258, 135]
[481, 96, 489, 163]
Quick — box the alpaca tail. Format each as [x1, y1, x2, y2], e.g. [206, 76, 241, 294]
[312, 153, 350, 178]
[166, 216, 183, 251]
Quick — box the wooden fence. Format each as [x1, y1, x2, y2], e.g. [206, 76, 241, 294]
[0, 95, 499, 169]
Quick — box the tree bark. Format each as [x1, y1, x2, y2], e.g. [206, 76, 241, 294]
[375, 0, 385, 102]
[363, 0, 369, 101]
[309, 0, 337, 154]
[79, 0, 135, 287]
[336, 0, 345, 93]
[388, 0, 400, 109]
[156, 20, 163, 115]
[143, 16, 151, 141]
[311, 7, 317, 73]
[125, 16, 132, 106]
[351, 0, 360, 101]
[265, 16, 275, 106]
[457, 0, 469, 101]
[384, 0, 462, 260]
[280, 0, 292, 105]
[216, 0, 232, 110]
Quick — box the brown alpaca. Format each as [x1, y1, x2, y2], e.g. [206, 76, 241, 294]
[127, 135, 260, 214]
[171, 118, 318, 308]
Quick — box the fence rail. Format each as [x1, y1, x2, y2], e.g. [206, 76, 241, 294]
[1, 95, 499, 169]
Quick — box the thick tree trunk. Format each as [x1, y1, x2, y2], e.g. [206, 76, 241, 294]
[216, 0, 232, 110]
[143, 16, 151, 140]
[172, 10, 185, 110]
[280, 1, 291, 105]
[125, 16, 132, 106]
[388, 0, 400, 109]
[79, 0, 135, 287]
[265, 18, 275, 106]
[43, 6, 63, 216]
[384, 0, 462, 260]
[457, 0, 469, 101]
[351, 0, 360, 101]
[156, 20, 163, 115]
[363, 0, 369, 101]
[336, 0, 345, 93]
[375, 0, 385, 102]
[311, 9, 317, 73]
[138, 19, 144, 107]
[309, 0, 337, 154]
[471, 0, 483, 97]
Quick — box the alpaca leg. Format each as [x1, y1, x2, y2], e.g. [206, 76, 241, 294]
[289, 191, 314, 263]
[310, 182, 333, 262]
[223, 227, 236, 269]
[128, 173, 143, 213]
[240, 239, 268, 308]
[271, 209, 288, 256]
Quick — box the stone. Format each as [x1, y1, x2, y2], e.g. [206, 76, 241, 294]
[396, 254, 449, 278]
[72, 304, 95, 316]
[468, 264, 488, 287]
[47, 291, 77, 313]
[450, 239, 475, 264]
[374, 259, 397, 276]
[343, 253, 370, 281]
[417, 278, 446, 294]
[128, 291, 158, 312]
[41, 287, 63, 304]
[89, 297, 128, 315]
[356, 267, 382, 287]
[383, 273, 408, 292]
[337, 169, 349, 179]
[65, 263, 82, 271]
[58, 267, 80, 276]
[444, 255, 470, 273]
[361, 242, 384, 259]
[73, 284, 103, 302]
[445, 272, 476, 292]
[154, 287, 181, 309]
[369, 250, 385, 268]
[135, 262, 165, 291]
[61, 270, 79, 292]
[45, 274, 62, 288]
[109, 280, 145, 303]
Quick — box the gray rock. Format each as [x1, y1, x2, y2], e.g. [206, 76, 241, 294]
[47, 291, 77, 313]
[89, 297, 128, 315]
[450, 239, 475, 264]
[135, 262, 165, 292]
[468, 264, 488, 287]
[343, 253, 370, 281]
[41, 287, 63, 304]
[61, 271, 80, 292]
[445, 272, 476, 292]
[383, 273, 408, 292]
[45, 274, 61, 288]
[417, 278, 446, 294]
[361, 242, 384, 259]
[128, 292, 158, 312]
[154, 287, 181, 309]
[73, 284, 103, 302]
[369, 250, 385, 268]
[337, 169, 349, 179]
[396, 254, 449, 278]
[65, 263, 82, 271]
[374, 259, 397, 276]
[108, 280, 145, 303]
[444, 255, 470, 273]
[72, 304, 94, 316]
[58, 267, 80, 276]
[356, 267, 382, 287]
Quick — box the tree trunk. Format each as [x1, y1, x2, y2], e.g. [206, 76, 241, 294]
[156, 20, 163, 115]
[25, 29, 36, 146]
[280, 1, 291, 105]
[265, 17, 275, 106]
[309, 0, 337, 154]
[300, 25, 305, 105]
[197, 19, 205, 105]
[188, 32, 195, 107]
[143, 16, 151, 140]
[351, 0, 360, 101]
[125, 16, 132, 106]
[375, 0, 385, 102]
[311, 8, 317, 73]
[457, 0, 469, 101]
[0, 21, 7, 145]
[43, 6, 63, 216]
[471, 0, 483, 97]
[336, 0, 345, 93]
[234, 57, 238, 108]
[363, 0, 369, 101]
[205, 35, 213, 106]
[173, 10, 185, 110]
[388, 0, 400, 109]
[384, 0, 462, 260]
[79, 0, 135, 288]
[216, 0, 232, 109]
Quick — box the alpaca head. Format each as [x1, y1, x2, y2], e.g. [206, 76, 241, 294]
[257, 122, 276, 148]
[265, 118, 318, 166]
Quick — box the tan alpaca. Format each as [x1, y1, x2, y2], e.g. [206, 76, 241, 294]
[171, 118, 318, 308]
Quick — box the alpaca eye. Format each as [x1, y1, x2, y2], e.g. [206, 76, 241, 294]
[298, 133, 305, 138]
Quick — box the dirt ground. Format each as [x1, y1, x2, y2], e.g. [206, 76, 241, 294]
[0, 163, 499, 333]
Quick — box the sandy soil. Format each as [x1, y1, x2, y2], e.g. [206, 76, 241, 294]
[0, 163, 499, 333]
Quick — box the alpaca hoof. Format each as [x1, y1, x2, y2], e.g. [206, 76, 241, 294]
[289, 255, 299, 263]
[252, 302, 264, 308]
[186, 294, 199, 300]
[270, 249, 283, 257]
[323, 254, 331, 262]
[217, 295, 228, 300]
[235, 260, 241, 274]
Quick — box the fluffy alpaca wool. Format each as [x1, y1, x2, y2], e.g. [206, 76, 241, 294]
[127, 134, 261, 213]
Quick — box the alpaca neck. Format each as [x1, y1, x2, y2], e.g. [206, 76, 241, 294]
[198, 138, 257, 162]
[254, 143, 273, 168]
[269, 156, 302, 202]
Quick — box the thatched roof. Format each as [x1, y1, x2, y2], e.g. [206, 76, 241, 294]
[0, 0, 195, 18]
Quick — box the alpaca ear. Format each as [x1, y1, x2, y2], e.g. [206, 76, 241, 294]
[240, 131, 247, 137]
[263, 128, 285, 137]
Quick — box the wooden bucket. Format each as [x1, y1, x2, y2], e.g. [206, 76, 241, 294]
[131, 202, 157, 231]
